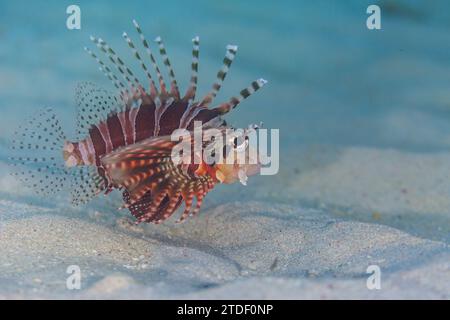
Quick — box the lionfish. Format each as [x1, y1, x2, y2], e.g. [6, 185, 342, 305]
[10, 20, 266, 224]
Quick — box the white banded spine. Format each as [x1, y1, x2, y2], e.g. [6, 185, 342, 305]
[90, 36, 140, 93]
[122, 31, 157, 95]
[84, 46, 126, 95]
[214, 78, 268, 114]
[201, 44, 238, 106]
[132, 20, 167, 93]
[155, 36, 179, 97]
[184, 36, 200, 100]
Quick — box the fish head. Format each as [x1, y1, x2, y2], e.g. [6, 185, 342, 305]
[213, 125, 261, 185]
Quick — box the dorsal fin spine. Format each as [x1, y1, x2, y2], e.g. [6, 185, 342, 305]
[132, 20, 167, 94]
[154, 36, 180, 98]
[122, 31, 158, 97]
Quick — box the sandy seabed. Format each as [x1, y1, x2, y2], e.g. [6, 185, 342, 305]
[0, 146, 449, 299]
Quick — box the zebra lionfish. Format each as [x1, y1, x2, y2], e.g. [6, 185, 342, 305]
[10, 20, 267, 224]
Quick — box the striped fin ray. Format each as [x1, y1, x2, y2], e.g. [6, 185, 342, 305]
[101, 135, 177, 191]
[200, 44, 238, 106]
[89, 37, 133, 97]
[100, 134, 216, 224]
[213, 78, 268, 115]
[122, 31, 158, 97]
[176, 192, 194, 223]
[178, 44, 238, 129]
[84, 46, 126, 97]
[192, 182, 207, 216]
[175, 177, 214, 223]
[136, 181, 175, 223]
[120, 162, 168, 202]
[123, 190, 183, 224]
[97, 37, 141, 89]
[132, 19, 167, 94]
[122, 190, 152, 218]
[90, 36, 142, 98]
[101, 136, 176, 220]
[184, 36, 200, 101]
[152, 190, 182, 223]
[154, 36, 180, 98]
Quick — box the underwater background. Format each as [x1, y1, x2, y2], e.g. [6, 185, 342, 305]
[0, 0, 449, 298]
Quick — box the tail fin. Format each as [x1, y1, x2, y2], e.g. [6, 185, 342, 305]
[10, 108, 105, 204]
[10, 108, 68, 196]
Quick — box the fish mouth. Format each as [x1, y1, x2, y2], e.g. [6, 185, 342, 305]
[215, 162, 261, 185]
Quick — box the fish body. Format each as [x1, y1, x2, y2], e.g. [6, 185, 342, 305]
[11, 20, 267, 224]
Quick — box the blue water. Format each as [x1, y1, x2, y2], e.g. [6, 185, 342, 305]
[2, 1, 450, 240]
[2, 0, 450, 152]
[2, 1, 450, 298]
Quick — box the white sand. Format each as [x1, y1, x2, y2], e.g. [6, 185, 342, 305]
[247, 146, 450, 243]
[0, 197, 448, 299]
[0, 146, 449, 299]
